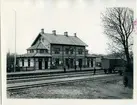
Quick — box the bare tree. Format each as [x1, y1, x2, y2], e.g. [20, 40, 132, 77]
[102, 7, 134, 72]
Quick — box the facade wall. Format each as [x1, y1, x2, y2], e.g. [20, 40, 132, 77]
[18, 57, 51, 70]
[18, 58, 35, 71]
[34, 58, 50, 70]
[86, 57, 96, 68]
[50, 44, 86, 69]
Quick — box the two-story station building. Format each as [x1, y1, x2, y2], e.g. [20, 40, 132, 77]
[17, 29, 97, 71]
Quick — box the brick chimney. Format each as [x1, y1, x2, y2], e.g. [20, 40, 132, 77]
[41, 28, 44, 34]
[64, 32, 68, 37]
[52, 30, 56, 35]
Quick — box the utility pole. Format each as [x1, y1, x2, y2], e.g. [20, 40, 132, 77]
[13, 9, 16, 72]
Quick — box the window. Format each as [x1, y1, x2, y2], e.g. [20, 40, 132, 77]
[70, 49, 73, 54]
[78, 49, 83, 54]
[45, 49, 48, 53]
[30, 50, 34, 53]
[65, 48, 69, 54]
[55, 48, 60, 54]
[22, 59, 24, 67]
[65, 58, 69, 66]
[28, 59, 30, 67]
[40, 49, 44, 53]
[96, 62, 101, 67]
[55, 58, 59, 66]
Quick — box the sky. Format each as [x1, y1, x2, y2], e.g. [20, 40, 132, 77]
[2, 0, 136, 55]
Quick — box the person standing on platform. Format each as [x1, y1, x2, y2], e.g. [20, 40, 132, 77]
[93, 67, 96, 75]
[79, 64, 82, 71]
[74, 65, 77, 71]
[104, 69, 107, 74]
[64, 65, 66, 73]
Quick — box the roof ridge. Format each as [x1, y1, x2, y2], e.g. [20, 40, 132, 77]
[43, 33, 76, 37]
[34, 32, 88, 46]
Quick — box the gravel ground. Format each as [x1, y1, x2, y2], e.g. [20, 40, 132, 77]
[7, 75, 133, 99]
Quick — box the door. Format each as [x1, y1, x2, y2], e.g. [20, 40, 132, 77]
[78, 59, 82, 67]
[65, 58, 69, 66]
[39, 61, 42, 70]
[45, 61, 48, 69]
[70, 58, 74, 68]
[87, 59, 90, 67]
[91, 59, 93, 67]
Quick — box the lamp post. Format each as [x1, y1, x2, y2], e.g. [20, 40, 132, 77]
[13, 9, 16, 72]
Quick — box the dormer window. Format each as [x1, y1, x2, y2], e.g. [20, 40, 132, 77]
[45, 49, 48, 53]
[30, 50, 34, 53]
[40, 49, 44, 53]
[39, 49, 48, 53]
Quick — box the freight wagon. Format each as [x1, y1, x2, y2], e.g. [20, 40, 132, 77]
[101, 57, 125, 74]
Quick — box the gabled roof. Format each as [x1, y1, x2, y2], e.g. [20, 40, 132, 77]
[102, 54, 124, 60]
[86, 54, 97, 58]
[17, 53, 36, 57]
[32, 32, 88, 46]
[17, 53, 51, 58]
[28, 41, 48, 50]
[102, 56, 121, 60]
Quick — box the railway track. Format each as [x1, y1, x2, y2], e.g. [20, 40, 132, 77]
[7, 70, 93, 79]
[7, 73, 95, 84]
[7, 70, 105, 83]
[7, 70, 104, 80]
[7, 70, 118, 91]
[7, 74, 118, 91]
[7, 70, 99, 80]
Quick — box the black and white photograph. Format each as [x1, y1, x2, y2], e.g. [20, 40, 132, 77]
[1, 0, 137, 105]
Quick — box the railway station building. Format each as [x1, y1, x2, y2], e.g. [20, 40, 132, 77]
[17, 29, 98, 71]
